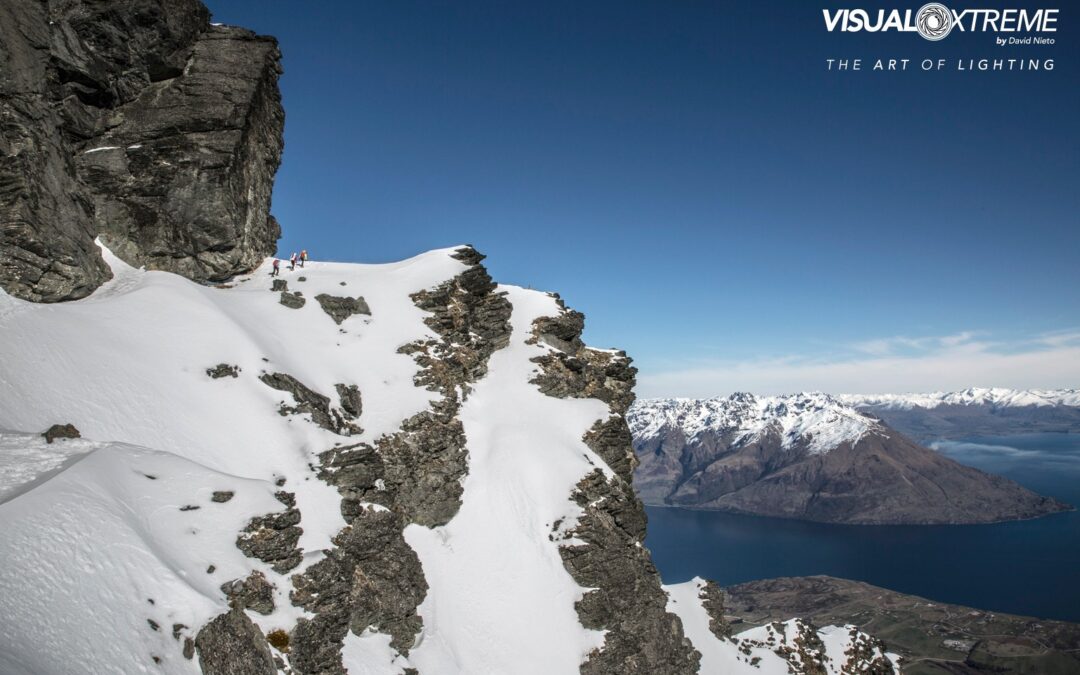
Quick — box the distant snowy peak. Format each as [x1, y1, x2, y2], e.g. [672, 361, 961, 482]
[629, 392, 886, 455]
[840, 387, 1080, 410]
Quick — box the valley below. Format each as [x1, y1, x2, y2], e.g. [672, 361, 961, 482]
[645, 430, 1080, 673]
[723, 575, 1080, 675]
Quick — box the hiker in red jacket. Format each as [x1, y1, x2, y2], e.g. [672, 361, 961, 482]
[271, 258, 280, 276]
[300, 249, 308, 268]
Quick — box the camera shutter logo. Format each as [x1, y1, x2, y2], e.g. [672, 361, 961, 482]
[916, 3, 954, 40]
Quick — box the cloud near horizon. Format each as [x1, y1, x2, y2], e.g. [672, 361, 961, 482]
[636, 330, 1080, 398]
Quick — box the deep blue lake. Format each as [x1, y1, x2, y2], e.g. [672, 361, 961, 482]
[644, 432, 1080, 622]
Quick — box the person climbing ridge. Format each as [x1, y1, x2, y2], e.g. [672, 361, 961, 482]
[271, 258, 280, 276]
[300, 249, 308, 268]
[289, 252, 297, 271]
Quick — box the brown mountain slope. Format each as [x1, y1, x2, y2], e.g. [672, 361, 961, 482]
[634, 417, 1069, 524]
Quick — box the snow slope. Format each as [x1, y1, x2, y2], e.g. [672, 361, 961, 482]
[0, 246, 897, 673]
[840, 387, 1080, 410]
[0, 245, 475, 672]
[403, 286, 611, 673]
[0, 433, 283, 675]
[629, 393, 886, 455]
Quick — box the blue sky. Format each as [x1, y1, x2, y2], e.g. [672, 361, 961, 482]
[206, 1, 1079, 396]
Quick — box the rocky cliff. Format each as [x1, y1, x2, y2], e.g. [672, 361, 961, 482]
[0, 0, 283, 302]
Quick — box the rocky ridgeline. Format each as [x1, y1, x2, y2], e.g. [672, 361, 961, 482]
[191, 247, 515, 674]
[288, 248, 514, 673]
[0, 0, 283, 302]
[529, 300, 702, 673]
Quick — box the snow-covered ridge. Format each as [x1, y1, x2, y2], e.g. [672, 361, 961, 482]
[629, 392, 885, 456]
[839, 387, 1080, 410]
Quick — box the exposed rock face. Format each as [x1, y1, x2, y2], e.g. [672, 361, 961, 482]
[284, 246, 513, 673]
[221, 570, 275, 615]
[206, 363, 240, 379]
[529, 301, 701, 674]
[259, 371, 362, 436]
[631, 395, 1070, 524]
[236, 490, 302, 574]
[698, 579, 731, 639]
[289, 507, 428, 671]
[0, 0, 283, 302]
[195, 608, 277, 675]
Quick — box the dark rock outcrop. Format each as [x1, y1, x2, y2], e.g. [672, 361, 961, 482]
[42, 423, 80, 443]
[286, 247, 512, 673]
[0, 0, 283, 302]
[236, 490, 302, 574]
[206, 363, 240, 379]
[334, 384, 362, 420]
[259, 371, 361, 436]
[319, 399, 468, 529]
[698, 579, 732, 640]
[221, 571, 275, 615]
[529, 300, 701, 674]
[289, 507, 428, 671]
[315, 294, 371, 325]
[280, 291, 305, 309]
[195, 608, 277, 675]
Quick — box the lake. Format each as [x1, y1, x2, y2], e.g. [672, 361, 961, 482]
[644, 432, 1080, 622]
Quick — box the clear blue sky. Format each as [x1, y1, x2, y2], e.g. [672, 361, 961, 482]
[206, 0, 1079, 396]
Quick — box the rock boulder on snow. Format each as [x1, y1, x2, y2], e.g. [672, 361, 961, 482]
[41, 423, 80, 444]
[315, 294, 372, 324]
[195, 607, 277, 675]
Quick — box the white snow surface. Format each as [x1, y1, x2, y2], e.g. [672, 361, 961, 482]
[664, 578, 898, 675]
[630, 392, 885, 455]
[0, 433, 284, 675]
[0, 430, 98, 504]
[0, 245, 469, 672]
[840, 387, 1080, 410]
[403, 285, 612, 673]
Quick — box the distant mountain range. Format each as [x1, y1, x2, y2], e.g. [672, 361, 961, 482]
[840, 388, 1080, 441]
[629, 392, 1070, 524]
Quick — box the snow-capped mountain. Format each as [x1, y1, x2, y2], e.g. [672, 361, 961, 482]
[839, 388, 1080, 440]
[840, 387, 1080, 410]
[629, 393, 1068, 524]
[0, 247, 896, 674]
[629, 392, 887, 456]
